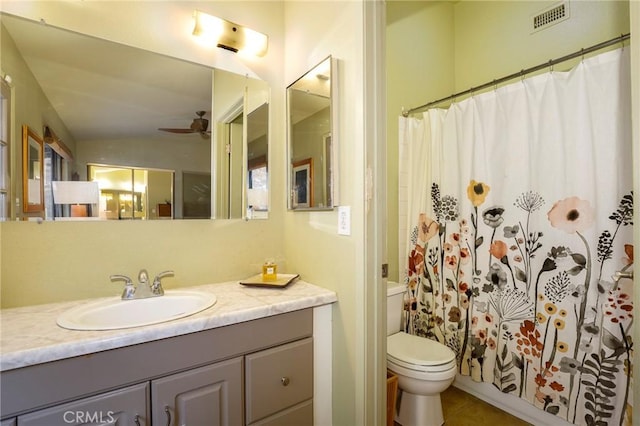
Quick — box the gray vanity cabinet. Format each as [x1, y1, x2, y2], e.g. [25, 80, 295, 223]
[0, 309, 314, 426]
[151, 357, 243, 426]
[17, 383, 148, 426]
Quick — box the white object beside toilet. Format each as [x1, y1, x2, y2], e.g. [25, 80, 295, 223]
[387, 283, 457, 426]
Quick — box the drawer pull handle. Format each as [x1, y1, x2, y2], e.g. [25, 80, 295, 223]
[134, 414, 141, 426]
[281, 376, 290, 386]
[165, 406, 172, 426]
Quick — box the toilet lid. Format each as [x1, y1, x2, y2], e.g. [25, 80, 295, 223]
[387, 332, 456, 367]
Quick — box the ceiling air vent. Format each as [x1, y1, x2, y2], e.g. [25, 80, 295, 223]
[532, 2, 569, 33]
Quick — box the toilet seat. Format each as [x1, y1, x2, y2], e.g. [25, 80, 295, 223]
[387, 358, 457, 383]
[387, 332, 456, 373]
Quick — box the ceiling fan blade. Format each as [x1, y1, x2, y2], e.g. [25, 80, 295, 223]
[158, 128, 196, 134]
[159, 112, 209, 135]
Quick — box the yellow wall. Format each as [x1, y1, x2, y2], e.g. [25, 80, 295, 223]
[453, 1, 630, 90]
[1, 219, 284, 305]
[283, 2, 365, 424]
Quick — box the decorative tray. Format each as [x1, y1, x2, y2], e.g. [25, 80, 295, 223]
[239, 273, 300, 288]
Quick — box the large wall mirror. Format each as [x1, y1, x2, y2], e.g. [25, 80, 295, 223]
[287, 56, 336, 211]
[1, 12, 269, 221]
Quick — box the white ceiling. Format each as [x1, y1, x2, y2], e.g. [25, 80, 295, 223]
[2, 13, 214, 143]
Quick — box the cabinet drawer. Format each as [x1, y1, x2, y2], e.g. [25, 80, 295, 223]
[245, 338, 313, 423]
[17, 383, 148, 426]
[250, 400, 313, 426]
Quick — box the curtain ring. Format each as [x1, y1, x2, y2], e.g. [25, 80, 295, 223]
[621, 33, 625, 51]
[548, 60, 554, 73]
[493, 79, 498, 91]
[520, 70, 526, 83]
[581, 48, 585, 63]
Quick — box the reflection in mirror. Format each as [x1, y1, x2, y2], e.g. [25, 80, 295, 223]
[246, 102, 269, 218]
[1, 78, 11, 220]
[213, 70, 269, 219]
[213, 70, 245, 220]
[1, 12, 268, 221]
[88, 165, 175, 220]
[22, 125, 43, 213]
[287, 56, 336, 211]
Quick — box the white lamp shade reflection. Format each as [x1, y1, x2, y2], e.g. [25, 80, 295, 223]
[52, 181, 100, 205]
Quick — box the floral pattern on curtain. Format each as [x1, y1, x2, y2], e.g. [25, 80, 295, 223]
[401, 48, 633, 426]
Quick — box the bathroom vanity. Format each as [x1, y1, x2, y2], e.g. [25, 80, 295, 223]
[0, 280, 336, 425]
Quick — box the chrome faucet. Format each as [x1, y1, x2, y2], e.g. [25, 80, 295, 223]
[110, 269, 174, 300]
[134, 269, 153, 299]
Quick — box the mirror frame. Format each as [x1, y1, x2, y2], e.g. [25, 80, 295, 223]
[286, 55, 338, 211]
[22, 125, 44, 213]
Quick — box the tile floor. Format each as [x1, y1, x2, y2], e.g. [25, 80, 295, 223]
[440, 386, 532, 426]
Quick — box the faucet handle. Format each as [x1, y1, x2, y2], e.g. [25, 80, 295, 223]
[110, 274, 135, 299]
[110, 274, 133, 285]
[151, 270, 174, 296]
[154, 270, 174, 281]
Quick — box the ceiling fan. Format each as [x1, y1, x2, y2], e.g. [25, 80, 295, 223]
[158, 111, 210, 136]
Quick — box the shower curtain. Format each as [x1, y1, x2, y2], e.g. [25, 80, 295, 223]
[400, 48, 633, 425]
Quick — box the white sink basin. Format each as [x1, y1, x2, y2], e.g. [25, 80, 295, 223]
[56, 290, 217, 331]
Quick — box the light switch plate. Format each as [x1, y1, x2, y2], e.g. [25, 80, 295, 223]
[338, 206, 351, 235]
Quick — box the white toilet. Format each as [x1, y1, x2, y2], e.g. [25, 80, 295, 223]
[387, 282, 457, 426]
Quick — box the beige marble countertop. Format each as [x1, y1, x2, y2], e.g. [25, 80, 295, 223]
[0, 280, 336, 372]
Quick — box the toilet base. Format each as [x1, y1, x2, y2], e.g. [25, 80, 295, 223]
[395, 389, 444, 426]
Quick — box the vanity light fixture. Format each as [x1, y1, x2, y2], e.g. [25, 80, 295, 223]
[192, 10, 268, 57]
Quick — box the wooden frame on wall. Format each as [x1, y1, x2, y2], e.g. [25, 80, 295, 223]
[22, 125, 44, 213]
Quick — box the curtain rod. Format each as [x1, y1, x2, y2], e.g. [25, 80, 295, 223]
[402, 33, 631, 117]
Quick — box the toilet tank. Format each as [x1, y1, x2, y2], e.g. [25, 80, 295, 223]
[387, 282, 406, 335]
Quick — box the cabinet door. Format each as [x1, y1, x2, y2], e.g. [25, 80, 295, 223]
[245, 337, 313, 424]
[152, 357, 243, 426]
[1, 418, 16, 426]
[17, 383, 148, 426]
